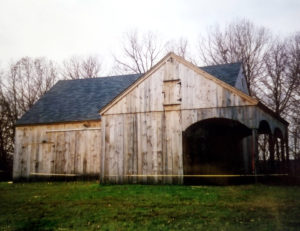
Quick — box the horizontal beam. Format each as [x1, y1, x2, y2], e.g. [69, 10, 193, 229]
[30, 172, 77, 177]
[46, 128, 101, 133]
[106, 174, 288, 178]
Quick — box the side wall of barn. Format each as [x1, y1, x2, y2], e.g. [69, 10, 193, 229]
[13, 121, 101, 180]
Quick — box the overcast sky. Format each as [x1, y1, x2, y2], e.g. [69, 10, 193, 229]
[0, 0, 299, 73]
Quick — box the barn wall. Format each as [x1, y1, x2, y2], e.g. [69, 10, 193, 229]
[100, 111, 183, 184]
[13, 121, 101, 180]
[101, 56, 288, 184]
[101, 106, 287, 183]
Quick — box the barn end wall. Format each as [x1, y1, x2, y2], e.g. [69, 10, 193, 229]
[100, 55, 288, 184]
[13, 121, 101, 181]
[100, 106, 287, 184]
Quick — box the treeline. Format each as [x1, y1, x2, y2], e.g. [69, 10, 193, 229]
[0, 19, 299, 179]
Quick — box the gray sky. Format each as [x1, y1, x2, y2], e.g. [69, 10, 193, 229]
[0, 0, 299, 73]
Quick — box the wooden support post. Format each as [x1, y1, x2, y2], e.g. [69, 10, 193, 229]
[280, 138, 285, 161]
[251, 129, 258, 175]
[269, 134, 275, 173]
[100, 117, 106, 183]
[285, 132, 289, 174]
[275, 136, 280, 173]
[280, 137, 285, 174]
[242, 136, 250, 174]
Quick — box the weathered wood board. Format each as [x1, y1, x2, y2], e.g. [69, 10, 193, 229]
[13, 121, 101, 180]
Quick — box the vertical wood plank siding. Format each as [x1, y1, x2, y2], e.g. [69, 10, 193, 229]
[13, 121, 101, 180]
[100, 58, 287, 183]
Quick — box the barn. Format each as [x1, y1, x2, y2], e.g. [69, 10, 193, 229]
[13, 53, 289, 183]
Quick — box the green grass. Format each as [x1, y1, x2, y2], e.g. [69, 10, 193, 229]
[0, 182, 300, 231]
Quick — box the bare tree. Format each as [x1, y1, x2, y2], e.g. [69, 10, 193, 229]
[0, 68, 14, 178]
[164, 37, 199, 65]
[61, 55, 102, 79]
[289, 91, 300, 161]
[290, 113, 300, 160]
[286, 33, 300, 160]
[81, 56, 102, 78]
[113, 30, 165, 74]
[61, 56, 82, 79]
[0, 88, 14, 179]
[257, 33, 300, 161]
[259, 38, 297, 116]
[5, 57, 58, 115]
[198, 19, 270, 95]
[165, 37, 188, 59]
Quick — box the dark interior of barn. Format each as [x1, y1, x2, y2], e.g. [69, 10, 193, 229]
[183, 118, 252, 176]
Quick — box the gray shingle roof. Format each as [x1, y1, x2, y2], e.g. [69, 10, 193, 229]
[16, 62, 242, 125]
[200, 62, 242, 87]
[16, 74, 141, 125]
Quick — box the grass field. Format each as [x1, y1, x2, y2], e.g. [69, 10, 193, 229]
[0, 182, 300, 231]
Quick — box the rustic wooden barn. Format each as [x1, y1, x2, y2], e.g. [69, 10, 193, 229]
[13, 53, 289, 183]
